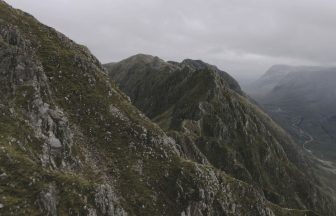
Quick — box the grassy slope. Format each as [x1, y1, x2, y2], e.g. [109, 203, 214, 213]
[0, 1, 329, 215]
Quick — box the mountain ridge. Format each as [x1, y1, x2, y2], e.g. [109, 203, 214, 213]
[0, 1, 335, 215]
[105, 55, 336, 215]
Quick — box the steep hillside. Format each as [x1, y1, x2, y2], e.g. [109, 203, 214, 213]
[106, 55, 336, 215]
[0, 1, 325, 215]
[247, 66, 336, 162]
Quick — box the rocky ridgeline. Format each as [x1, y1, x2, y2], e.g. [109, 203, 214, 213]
[0, 1, 334, 215]
[106, 54, 336, 215]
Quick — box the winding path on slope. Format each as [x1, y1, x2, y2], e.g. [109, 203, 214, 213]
[290, 117, 314, 153]
[291, 117, 336, 173]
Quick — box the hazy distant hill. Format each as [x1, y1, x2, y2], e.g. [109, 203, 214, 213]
[245, 65, 326, 99]
[247, 65, 336, 161]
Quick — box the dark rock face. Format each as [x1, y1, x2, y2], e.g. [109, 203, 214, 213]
[106, 55, 336, 215]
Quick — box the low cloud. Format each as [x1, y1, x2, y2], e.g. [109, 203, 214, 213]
[6, 0, 336, 79]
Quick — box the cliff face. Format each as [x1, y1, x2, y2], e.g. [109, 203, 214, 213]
[106, 55, 336, 215]
[0, 2, 317, 216]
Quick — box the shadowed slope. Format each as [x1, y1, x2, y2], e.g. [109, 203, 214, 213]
[106, 55, 336, 215]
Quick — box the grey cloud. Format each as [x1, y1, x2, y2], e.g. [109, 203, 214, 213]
[6, 0, 336, 80]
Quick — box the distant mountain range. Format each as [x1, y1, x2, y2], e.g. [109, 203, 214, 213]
[246, 65, 336, 162]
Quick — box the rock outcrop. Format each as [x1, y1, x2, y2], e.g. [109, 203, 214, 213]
[0, 1, 334, 215]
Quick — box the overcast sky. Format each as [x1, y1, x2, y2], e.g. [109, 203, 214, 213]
[6, 0, 336, 80]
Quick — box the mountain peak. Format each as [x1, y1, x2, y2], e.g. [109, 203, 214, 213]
[1, 1, 336, 215]
[181, 59, 209, 69]
[125, 53, 158, 62]
[105, 57, 243, 96]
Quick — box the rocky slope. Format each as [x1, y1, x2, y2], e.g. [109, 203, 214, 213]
[0, 1, 326, 215]
[0, 1, 324, 216]
[106, 55, 336, 215]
